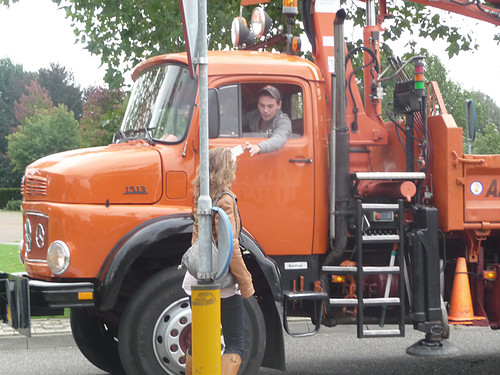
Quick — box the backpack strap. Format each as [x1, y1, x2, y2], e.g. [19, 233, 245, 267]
[213, 191, 241, 235]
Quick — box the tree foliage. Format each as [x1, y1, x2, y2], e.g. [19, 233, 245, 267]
[79, 87, 127, 148]
[0, 58, 35, 153]
[472, 122, 500, 154]
[38, 63, 83, 120]
[14, 80, 53, 123]
[54, 0, 244, 87]
[45, 0, 498, 89]
[0, 59, 35, 187]
[381, 3, 478, 57]
[0, 57, 126, 185]
[422, 54, 500, 153]
[7, 105, 79, 171]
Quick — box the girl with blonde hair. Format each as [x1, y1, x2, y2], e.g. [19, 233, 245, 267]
[183, 147, 254, 375]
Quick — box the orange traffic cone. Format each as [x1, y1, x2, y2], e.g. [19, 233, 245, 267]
[448, 257, 486, 325]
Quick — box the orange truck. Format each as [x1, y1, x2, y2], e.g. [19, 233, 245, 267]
[2, 0, 500, 374]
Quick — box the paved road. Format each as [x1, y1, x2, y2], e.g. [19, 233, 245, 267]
[1, 324, 500, 374]
[0, 210, 22, 244]
[258, 324, 500, 375]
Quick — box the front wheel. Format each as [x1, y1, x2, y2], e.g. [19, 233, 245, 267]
[71, 308, 124, 374]
[118, 266, 266, 375]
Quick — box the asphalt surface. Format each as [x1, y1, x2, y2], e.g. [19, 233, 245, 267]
[0, 210, 22, 244]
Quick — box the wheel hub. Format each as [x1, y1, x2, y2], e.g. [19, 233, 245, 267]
[153, 297, 192, 374]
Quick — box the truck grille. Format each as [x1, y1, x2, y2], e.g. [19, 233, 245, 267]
[25, 175, 48, 196]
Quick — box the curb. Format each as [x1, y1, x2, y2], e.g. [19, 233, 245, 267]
[0, 332, 75, 350]
[0, 318, 74, 350]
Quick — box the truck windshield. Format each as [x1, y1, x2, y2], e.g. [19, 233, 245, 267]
[120, 64, 196, 143]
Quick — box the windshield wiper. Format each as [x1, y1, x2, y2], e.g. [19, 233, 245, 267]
[113, 130, 128, 143]
[143, 128, 156, 146]
[134, 128, 156, 146]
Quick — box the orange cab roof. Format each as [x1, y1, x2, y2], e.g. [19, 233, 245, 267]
[132, 50, 323, 82]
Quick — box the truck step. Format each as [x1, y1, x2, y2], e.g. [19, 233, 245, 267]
[362, 234, 400, 243]
[361, 203, 400, 210]
[362, 329, 403, 338]
[353, 172, 426, 181]
[329, 297, 400, 306]
[322, 266, 400, 274]
[283, 291, 328, 301]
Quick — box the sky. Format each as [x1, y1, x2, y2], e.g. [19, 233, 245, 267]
[0, 0, 498, 106]
[0, 0, 107, 88]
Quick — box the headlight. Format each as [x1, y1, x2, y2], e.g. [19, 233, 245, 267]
[47, 241, 70, 275]
[251, 7, 272, 39]
[231, 17, 254, 48]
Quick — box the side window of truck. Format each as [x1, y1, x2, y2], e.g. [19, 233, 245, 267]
[241, 83, 304, 138]
[218, 84, 241, 138]
[216, 83, 304, 138]
[289, 90, 304, 137]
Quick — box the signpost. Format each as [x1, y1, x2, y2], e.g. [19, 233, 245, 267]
[180, 1, 221, 373]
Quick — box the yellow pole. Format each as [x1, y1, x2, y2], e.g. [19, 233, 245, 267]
[191, 283, 221, 374]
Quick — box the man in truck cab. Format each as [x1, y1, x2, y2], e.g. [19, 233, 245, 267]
[242, 85, 292, 156]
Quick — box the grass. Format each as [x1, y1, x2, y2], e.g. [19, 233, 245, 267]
[0, 243, 70, 318]
[0, 243, 24, 273]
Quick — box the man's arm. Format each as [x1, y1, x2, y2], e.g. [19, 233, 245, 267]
[257, 112, 291, 153]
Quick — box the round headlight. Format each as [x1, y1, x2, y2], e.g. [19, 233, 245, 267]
[251, 7, 271, 39]
[47, 241, 70, 275]
[231, 17, 254, 48]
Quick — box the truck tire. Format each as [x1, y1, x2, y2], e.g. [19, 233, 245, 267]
[118, 266, 266, 375]
[70, 308, 124, 375]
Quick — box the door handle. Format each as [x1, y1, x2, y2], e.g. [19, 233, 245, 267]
[289, 158, 313, 164]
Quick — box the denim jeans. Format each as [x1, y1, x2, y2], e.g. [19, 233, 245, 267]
[221, 294, 244, 356]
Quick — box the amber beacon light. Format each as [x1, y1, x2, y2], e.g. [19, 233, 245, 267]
[283, 0, 298, 16]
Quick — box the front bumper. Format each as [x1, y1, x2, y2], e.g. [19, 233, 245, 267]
[0, 272, 94, 337]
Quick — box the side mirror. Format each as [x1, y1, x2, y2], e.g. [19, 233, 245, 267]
[465, 99, 476, 154]
[208, 88, 220, 139]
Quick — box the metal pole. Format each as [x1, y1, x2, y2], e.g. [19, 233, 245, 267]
[192, 0, 221, 373]
[323, 9, 349, 266]
[465, 99, 471, 154]
[329, 73, 336, 241]
[197, 0, 212, 282]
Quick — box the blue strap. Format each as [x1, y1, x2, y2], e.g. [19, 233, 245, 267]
[211, 206, 233, 280]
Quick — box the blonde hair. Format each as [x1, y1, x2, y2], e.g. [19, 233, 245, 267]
[193, 147, 237, 202]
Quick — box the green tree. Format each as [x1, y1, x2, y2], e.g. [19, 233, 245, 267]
[7, 105, 79, 171]
[468, 91, 500, 131]
[38, 63, 83, 120]
[424, 54, 467, 128]
[0, 58, 35, 187]
[53, 0, 286, 87]
[472, 122, 500, 154]
[79, 87, 127, 148]
[0, 154, 23, 187]
[0, 58, 35, 153]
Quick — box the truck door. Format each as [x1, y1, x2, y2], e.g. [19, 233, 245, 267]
[210, 82, 314, 255]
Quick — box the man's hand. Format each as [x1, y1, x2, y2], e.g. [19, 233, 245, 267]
[244, 142, 261, 156]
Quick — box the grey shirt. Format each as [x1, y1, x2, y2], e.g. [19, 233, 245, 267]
[243, 109, 292, 153]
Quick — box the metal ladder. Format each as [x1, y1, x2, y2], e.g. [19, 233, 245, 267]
[323, 199, 406, 338]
